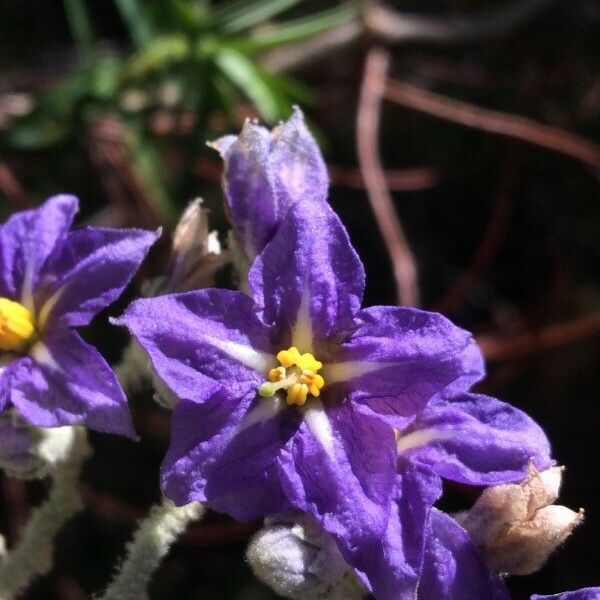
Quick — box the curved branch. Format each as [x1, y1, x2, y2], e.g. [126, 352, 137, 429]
[384, 79, 600, 169]
[357, 48, 420, 306]
[365, 0, 558, 44]
[477, 311, 600, 362]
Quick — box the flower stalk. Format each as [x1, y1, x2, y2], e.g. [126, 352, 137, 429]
[100, 499, 203, 600]
[0, 427, 91, 599]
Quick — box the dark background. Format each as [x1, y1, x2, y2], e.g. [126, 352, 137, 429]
[0, 1, 598, 598]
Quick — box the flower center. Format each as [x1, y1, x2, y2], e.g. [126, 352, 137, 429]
[0, 297, 35, 352]
[258, 346, 325, 406]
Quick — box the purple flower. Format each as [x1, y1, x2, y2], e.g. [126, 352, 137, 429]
[348, 392, 552, 599]
[0, 195, 158, 437]
[533, 589, 600, 600]
[209, 107, 328, 259]
[117, 196, 489, 587]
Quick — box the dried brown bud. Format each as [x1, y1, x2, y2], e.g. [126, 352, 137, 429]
[455, 464, 583, 575]
[164, 198, 229, 293]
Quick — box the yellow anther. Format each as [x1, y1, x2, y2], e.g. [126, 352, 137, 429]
[268, 367, 286, 382]
[287, 383, 309, 406]
[277, 346, 302, 368]
[262, 347, 326, 406]
[297, 353, 322, 372]
[0, 297, 35, 352]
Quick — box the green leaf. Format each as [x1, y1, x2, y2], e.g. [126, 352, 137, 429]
[62, 0, 96, 62]
[166, 0, 210, 31]
[113, 0, 154, 47]
[122, 34, 191, 80]
[228, 2, 359, 53]
[217, 0, 304, 34]
[214, 48, 280, 122]
[259, 71, 314, 106]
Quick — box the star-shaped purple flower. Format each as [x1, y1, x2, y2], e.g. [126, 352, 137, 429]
[0, 195, 158, 437]
[117, 195, 488, 579]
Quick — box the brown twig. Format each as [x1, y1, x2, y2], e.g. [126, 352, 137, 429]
[263, 0, 557, 73]
[435, 149, 519, 314]
[384, 79, 600, 170]
[357, 48, 420, 306]
[365, 0, 558, 44]
[477, 311, 600, 362]
[328, 164, 440, 192]
[195, 156, 440, 193]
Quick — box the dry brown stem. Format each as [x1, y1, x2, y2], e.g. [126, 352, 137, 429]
[384, 79, 600, 169]
[477, 311, 600, 362]
[357, 48, 420, 306]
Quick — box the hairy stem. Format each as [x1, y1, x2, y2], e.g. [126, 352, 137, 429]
[0, 427, 91, 598]
[100, 499, 204, 600]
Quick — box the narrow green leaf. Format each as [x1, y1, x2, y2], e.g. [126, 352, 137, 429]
[214, 49, 280, 122]
[228, 2, 359, 53]
[166, 0, 209, 31]
[62, 0, 96, 62]
[113, 0, 153, 47]
[219, 0, 304, 34]
[122, 34, 191, 80]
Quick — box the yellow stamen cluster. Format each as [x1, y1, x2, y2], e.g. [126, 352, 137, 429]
[0, 297, 35, 352]
[259, 346, 325, 406]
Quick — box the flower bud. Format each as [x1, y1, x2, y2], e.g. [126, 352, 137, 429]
[164, 198, 227, 293]
[0, 412, 79, 480]
[455, 463, 583, 575]
[246, 512, 366, 600]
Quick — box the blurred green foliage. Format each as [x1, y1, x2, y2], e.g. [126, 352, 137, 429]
[1, 0, 358, 223]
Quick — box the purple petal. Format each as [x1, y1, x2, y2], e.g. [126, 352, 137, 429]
[532, 589, 600, 600]
[249, 199, 364, 348]
[269, 107, 328, 208]
[352, 465, 442, 600]
[276, 402, 396, 564]
[116, 289, 273, 405]
[9, 329, 135, 437]
[212, 121, 275, 258]
[418, 509, 510, 600]
[212, 107, 327, 258]
[325, 306, 484, 419]
[0, 362, 14, 411]
[400, 393, 553, 486]
[162, 390, 297, 520]
[0, 195, 77, 302]
[37, 226, 159, 327]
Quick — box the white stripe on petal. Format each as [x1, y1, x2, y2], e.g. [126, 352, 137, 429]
[396, 427, 456, 453]
[204, 334, 275, 373]
[301, 399, 336, 460]
[29, 342, 62, 373]
[291, 291, 313, 353]
[323, 360, 392, 386]
[234, 395, 285, 436]
[38, 285, 66, 330]
[20, 261, 35, 313]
